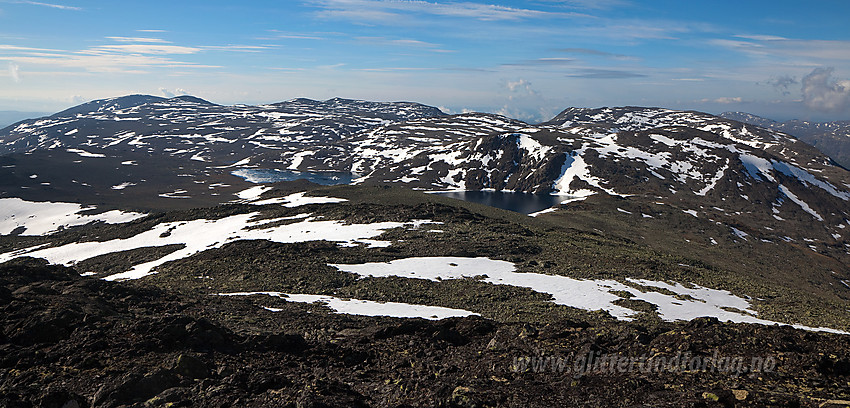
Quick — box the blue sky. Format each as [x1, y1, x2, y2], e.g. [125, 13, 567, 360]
[1, 0, 849, 122]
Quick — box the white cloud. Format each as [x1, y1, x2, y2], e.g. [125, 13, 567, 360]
[506, 78, 534, 94]
[354, 36, 443, 50]
[159, 87, 189, 98]
[801, 67, 850, 113]
[699, 96, 743, 104]
[105, 37, 170, 43]
[734, 34, 788, 41]
[713, 37, 850, 61]
[8, 62, 19, 82]
[542, 0, 631, 9]
[264, 30, 327, 40]
[495, 78, 562, 122]
[0, 39, 216, 73]
[90, 44, 200, 55]
[311, 0, 577, 23]
[4, 1, 81, 10]
[200, 45, 274, 52]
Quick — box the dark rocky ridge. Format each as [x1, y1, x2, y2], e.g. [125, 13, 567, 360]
[3, 257, 850, 407]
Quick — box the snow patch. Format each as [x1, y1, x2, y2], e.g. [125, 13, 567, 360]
[66, 148, 106, 158]
[0, 197, 146, 236]
[250, 192, 348, 207]
[0, 213, 429, 281]
[778, 185, 823, 221]
[330, 257, 846, 333]
[217, 292, 477, 320]
[235, 185, 272, 200]
[111, 182, 136, 190]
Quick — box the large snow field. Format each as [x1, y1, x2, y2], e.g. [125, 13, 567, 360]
[330, 256, 847, 333]
[0, 197, 147, 236]
[0, 212, 433, 281]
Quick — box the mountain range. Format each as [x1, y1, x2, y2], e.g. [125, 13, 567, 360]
[0, 110, 48, 130]
[3, 95, 850, 406]
[3, 96, 849, 261]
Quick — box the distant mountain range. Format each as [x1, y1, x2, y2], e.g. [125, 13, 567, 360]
[0, 110, 49, 129]
[721, 111, 850, 169]
[4, 95, 850, 405]
[2, 97, 848, 260]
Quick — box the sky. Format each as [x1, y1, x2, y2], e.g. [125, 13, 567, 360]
[1, 0, 849, 122]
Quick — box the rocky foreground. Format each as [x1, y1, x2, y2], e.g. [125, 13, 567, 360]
[2, 258, 850, 408]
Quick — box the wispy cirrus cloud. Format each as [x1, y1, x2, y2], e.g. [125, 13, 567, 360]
[712, 36, 850, 61]
[565, 68, 647, 79]
[88, 44, 201, 55]
[309, 0, 581, 23]
[0, 38, 216, 73]
[539, 0, 631, 10]
[1, 0, 80, 10]
[555, 47, 637, 61]
[355, 36, 438, 47]
[200, 44, 275, 53]
[699, 96, 744, 104]
[270, 33, 324, 40]
[356, 66, 433, 72]
[255, 30, 337, 42]
[105, 37, 171, 43]
[502, 57, 575, 67]
[733, 34, 788, 41]
[0, 44, 63, 52]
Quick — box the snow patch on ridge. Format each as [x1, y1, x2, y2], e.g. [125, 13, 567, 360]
[778, 185, 823, 221]
[0, 197, 146, 236]
[250, 192, 348, 207]
[0, 213, 433, 281]
[217, 292, 478, 320]
[235, 185, 272, 200]
[330, 257, 846, 333]
[552, 152, 603, 197]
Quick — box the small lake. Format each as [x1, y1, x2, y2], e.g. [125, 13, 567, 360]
[431, 190, 563, 215]
[232, 169, 354, 185]
[232, 168, 564, 214]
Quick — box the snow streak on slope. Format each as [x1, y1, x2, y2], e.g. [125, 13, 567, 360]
[0, 213, 434, 281]
[217, 292, 478, 320]
[331, 257, 847, 333]
[0, 198, 146, 236]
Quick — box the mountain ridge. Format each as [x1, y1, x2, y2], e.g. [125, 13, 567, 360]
[721, 111, 850, 170]
[3, 95, 850, 405]
[2, 95, 850, 267]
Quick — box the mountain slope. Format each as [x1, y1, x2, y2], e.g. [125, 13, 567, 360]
[5, 257, 850, 407]
[2, 96, 850, 326]
[2, 97, 850, 259]
[5, 96, 850, 406]
[721, 111, 850, 169]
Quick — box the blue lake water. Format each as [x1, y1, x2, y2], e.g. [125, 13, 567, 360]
[232, 168, 354, 185]
[232, 168, 562, 214]
[431, 190, 563, 214]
